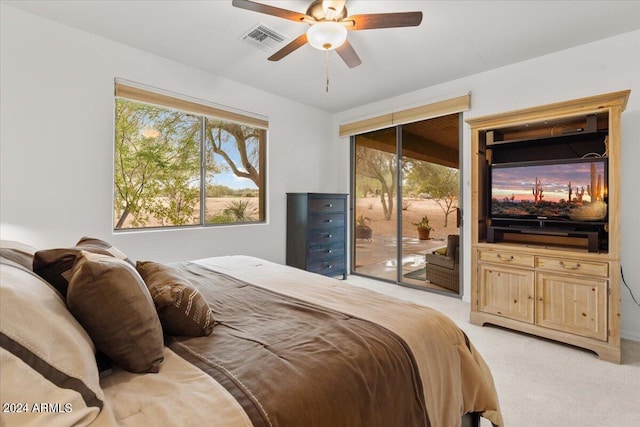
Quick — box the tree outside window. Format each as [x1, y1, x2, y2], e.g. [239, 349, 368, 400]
[114, 95, 266, 230]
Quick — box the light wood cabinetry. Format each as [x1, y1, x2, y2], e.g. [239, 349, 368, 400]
[478, 247, 608, 340]
[477, 261, 534, 323]
[467, 91, 630, 363]
[536, 270, 607, 340]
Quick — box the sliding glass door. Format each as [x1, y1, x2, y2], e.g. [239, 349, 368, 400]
[351, 114, 461, 295]
[352, 127, 399, 282]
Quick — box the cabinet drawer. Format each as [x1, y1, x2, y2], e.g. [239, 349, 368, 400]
[478, 249, 535, 267]
[536, 256, 608, 278]
[309, 213, 345, 229]
[308, 242, 345, 261]
[308, 258, 345, 276]
[309, 198, 345, 213]
[309, 227, 345, 245]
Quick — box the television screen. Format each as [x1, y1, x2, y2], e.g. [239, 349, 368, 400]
[490, 157, 607, 221]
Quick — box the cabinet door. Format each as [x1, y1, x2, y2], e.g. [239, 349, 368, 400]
[478, 263, 534, 323]
[536, 272, 607, 340]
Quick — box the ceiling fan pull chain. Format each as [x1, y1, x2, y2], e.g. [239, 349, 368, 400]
[325, 49, 330, 93]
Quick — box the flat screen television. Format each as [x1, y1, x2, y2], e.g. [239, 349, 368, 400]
[489, 157, 608, 224]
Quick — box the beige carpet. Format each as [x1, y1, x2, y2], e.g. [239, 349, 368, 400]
[345, 275, 640, 427]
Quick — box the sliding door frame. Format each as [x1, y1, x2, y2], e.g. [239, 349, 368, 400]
[349, 116, 465, 298]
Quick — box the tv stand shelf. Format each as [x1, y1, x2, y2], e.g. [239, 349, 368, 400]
[487, 225, 599, 253]
[467, 90, 630, 363]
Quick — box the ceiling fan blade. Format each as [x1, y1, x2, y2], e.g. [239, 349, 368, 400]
[336, 39, 362, 68]
[232, 0, 309, 23]
[345, 12, 423, 30]
[268, 33, 308, 61]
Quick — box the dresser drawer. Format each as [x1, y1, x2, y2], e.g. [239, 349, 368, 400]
[309, 227, 345, 245]
[478, 249, 535, 267]
[308, 258, 345, 276]
[309, 197, 346, 213]
[308, 242, 345, 261]
[309, 213, 345, 230]
[536, 256, 608, 277]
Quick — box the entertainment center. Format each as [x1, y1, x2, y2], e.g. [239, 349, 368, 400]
[467, 90, 630, 363]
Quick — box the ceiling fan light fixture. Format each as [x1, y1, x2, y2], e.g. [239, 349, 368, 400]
[306, 21, 347, 51]
[321, 0, 346, 20]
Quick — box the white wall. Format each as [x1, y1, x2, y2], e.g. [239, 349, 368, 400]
[331, 30, 640, 340]
[0, 5, 336, 264]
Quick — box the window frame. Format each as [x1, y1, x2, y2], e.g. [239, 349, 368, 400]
[113, 80, 268, 231]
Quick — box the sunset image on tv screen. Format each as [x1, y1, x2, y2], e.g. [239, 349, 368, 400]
[491, 160, 606, 219]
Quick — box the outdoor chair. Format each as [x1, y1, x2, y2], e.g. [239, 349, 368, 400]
[424, 234, 459, 293]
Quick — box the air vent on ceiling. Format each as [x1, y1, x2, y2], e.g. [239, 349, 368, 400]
[241, 24, 288, 52]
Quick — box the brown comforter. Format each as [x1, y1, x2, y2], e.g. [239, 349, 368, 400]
[97, 256, 502, 427]
[169, 263, 429, 427]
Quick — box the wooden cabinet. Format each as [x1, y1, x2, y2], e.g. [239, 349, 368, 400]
[477, 248, 608, 340]
[536, 271, 607, 340]
[478, 262, 534, 323]
[286, 193, 347, 279]
[467, 91, 630, 363]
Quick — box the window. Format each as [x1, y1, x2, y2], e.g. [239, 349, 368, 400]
[114, 82, 267, 230]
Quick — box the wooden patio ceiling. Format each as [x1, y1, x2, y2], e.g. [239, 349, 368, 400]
[354, 113, 460, 168]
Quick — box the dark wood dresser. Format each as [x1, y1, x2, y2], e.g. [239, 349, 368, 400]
[286, 193, 347, 279]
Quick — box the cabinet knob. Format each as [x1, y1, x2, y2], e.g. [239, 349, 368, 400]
[327, 249, 333, 254]
[327, 234, 333, 238]
[327, 264, 333, 269]
[326, 204, 333, 208]
[326, 219, 333, 223]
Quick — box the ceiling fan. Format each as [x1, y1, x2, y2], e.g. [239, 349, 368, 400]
[232, 0, 423, 68]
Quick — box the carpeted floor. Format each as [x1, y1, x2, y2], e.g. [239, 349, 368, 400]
[345, 274, 640, 427]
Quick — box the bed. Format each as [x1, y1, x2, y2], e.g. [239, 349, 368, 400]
[0, 238, 503, 427]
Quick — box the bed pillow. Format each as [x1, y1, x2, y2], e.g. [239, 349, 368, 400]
[0, 240, 37, 271]
[136, 261, 215, 337]
[0, 257, 104, 426]
[33, 237, 134, 297]
[67, 252, 164, 374]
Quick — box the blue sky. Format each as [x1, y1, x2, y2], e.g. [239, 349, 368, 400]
[207, 142, 258, 190]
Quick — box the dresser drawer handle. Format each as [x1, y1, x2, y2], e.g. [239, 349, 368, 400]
[327, 249, 333, 254]
[326, 219, 333, 223]
[497, 254, 514, 261]
[326, 204, 333, 208]
[327, 234, 333, 239]
[327, 264, 333, 269]
[559, 261, 581, 270]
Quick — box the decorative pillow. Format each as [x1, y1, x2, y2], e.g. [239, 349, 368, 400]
[66, 252, 164, 374]
[433, 246, 447, 256]
[0, 259, 104, 426]
[0, 240, 37, 271]
[136, 261, 215, 337]
[33, 236, 134, 297]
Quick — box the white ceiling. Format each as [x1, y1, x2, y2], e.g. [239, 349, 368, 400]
[4, 1, 640, 113]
